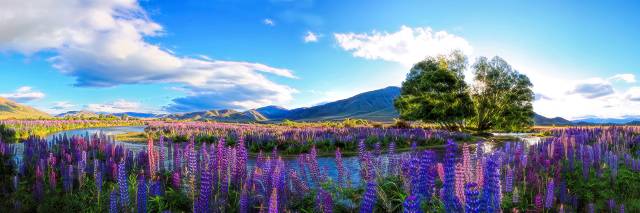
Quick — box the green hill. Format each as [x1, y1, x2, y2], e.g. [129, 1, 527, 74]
[0, 97, 52, 119]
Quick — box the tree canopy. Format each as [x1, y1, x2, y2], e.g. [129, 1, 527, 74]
[470, 56, 534, 132]
[394, 51, 475, 131]
[394, 51, 534, 132]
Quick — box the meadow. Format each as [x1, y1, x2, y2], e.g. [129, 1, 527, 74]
[0, 121, 638, 212]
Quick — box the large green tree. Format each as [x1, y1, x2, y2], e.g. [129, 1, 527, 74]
[394, 51, 475, 131]
[471, 56, 534, 132]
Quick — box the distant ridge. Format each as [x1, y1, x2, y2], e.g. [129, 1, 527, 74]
[534, 113, 573, 126]
[168, 86, 401, 122]
[0, 97, 52, 119]
[165, 109, 267, 122]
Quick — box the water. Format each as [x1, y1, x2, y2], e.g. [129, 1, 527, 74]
[13, 127, 542, 186]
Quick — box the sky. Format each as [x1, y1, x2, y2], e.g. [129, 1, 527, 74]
[0, 0, 639, 120]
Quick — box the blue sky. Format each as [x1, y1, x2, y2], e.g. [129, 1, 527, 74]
[0, 0, 639, 119]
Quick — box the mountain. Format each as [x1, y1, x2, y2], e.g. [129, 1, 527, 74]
[56, 110, 100, 118]
[111, 112, 160, 119]
[284, 86, 400, 121]
[0, 97, 52, 119]
[534, 113, 573, 126]
[166, 109, 267, 122]
[255, 105, 290, 119]
[572, 116, 640, 124]
[168, 86, 401, 122]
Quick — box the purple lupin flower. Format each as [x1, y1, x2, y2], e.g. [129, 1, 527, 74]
[171, 170, 181, 189]
[137, 175, 147, 213]
[545, 180, 554, 209]
[117, 161, 129, 209]
[443, 140, 461, 212]
[505, 167, 513, 193]
[109, 189, 118, 213]
[34, 163, 44, 201]
[464, 182, 480, 213]
[197, 162, 212, 213]
[94, 159, 102, 193]
[608, 199, 616, 212]
[479, 155, 500, 213]
[534, 194, 543, 212]
[317, 189, 333, 213]
[418, 150, 435, 201]
[239, 185, 249, 213]
[360, 181, 377, 213]
[403, 195, 422, 213]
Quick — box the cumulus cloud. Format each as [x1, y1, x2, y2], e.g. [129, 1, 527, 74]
[263, 18, 275, 26]
[0, 86, 46, 102]
[334, 26, 473, 66]
[85, 100, 142, 113]
[304, 31, 319, 43]
[626, 87, 640, 101]
[0, 0, 296, 112]
[568, 78, 615, 99]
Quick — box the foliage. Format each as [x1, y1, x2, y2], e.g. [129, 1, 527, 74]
[470, 56, 535, 132]
[394, 51, 475, 131]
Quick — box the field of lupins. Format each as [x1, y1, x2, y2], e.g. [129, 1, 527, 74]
[0, 122, 639, 212]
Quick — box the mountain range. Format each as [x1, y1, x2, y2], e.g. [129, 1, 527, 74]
[3, 86, 640, 125]
[166, 86, 401, 122]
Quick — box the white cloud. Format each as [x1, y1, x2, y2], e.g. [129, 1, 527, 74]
[334, 26, 473, 66]
[304, 31, 318, 43]
[85, 99, 142, 113]
[626, 87, 640, 101]
[534, 74, 640, 119]
[51, 101, 76, 110]
[263, 18, 275, 26]
[608, 73, 636, 83]
[0, 0, 297, 112]
[0, 86, 46, 102]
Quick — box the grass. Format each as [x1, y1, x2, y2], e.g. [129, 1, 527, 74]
[114, 132, 148, 143]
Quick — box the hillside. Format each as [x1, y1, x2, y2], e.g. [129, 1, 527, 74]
[284, 86, 400, 121]
[166, 109, 267, 122]
[0, 97, 52, 119]
[534, 113, 573, 126]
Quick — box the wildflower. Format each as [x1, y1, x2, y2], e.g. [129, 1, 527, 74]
[545, 180, 554, 208]
[403, 195, 422, 213]
[109, 189, 118, 213]
[117, 161, 129, 209]
[360, 181, 377, 213]
[464, 182, 480, 213]
[443, 140, 461, 212]
[137, 175, 147, 213]
[268, 188, 278, 213]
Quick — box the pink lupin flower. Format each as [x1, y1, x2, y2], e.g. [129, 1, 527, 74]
[437, 163, 445, 182]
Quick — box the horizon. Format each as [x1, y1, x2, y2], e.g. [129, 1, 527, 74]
[1, 0, 639, 120]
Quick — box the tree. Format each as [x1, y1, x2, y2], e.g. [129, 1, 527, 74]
[394, 51, 475, 131]
[471, 56, 534, 132]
